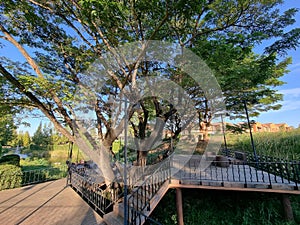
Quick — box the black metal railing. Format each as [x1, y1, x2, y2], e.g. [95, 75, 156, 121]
[0, 166, 67, 190]
[21, 166, 67, 186]
[130, 208, 163, 225]
[127, 156, 171, 225]
[221, 149, 300, 184]
[249, 155, 300, 184]
[69, 167, 117, 215]
[66, 152, 300, 225]
[171, 159, 300, 190]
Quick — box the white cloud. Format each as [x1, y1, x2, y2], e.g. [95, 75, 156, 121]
[279, 88, 300, 98]
[265, 88, 300, 113]
[280, 100, 300, 112]
[288, 62, 300, 70]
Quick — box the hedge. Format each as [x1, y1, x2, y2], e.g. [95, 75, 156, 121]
[0, 154, 20, 166]
[0, 164, 22, 190]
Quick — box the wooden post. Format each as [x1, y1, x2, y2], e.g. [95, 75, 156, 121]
[281, 194, 294, 221]
[176, 188, 184, 225]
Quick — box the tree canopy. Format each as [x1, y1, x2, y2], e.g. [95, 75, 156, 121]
[0, 0, 299, 180]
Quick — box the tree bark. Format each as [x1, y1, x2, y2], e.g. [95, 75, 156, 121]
[137, 150, 147, 167]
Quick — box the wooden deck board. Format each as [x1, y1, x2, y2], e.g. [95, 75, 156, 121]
[169, 181, 300, 194]
[1, 155, 299, 225]
[170, 155, 299, 194]
[0, 179, 106, 225]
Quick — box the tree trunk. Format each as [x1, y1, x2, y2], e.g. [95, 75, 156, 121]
[137, 150, 147, 166]
[200, 121, 209, 141]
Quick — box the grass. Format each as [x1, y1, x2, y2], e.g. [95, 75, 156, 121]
[20, 158, 51, 171]
[225, 128, 300, 160]
[150, 129, 300, 224]
[0, 143, 87, 172]
[150, 189, 300, 225]
[20, 144, 86, 168]
[0, 144, 85, 189]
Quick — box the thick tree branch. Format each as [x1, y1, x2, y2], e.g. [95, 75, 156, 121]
[0, 64, 74, 142]
[0, 23, 75, 130]
[0, 23, 43, 79]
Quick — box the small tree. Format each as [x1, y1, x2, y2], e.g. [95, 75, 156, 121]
[22, 131, 31, 147]
[31, 122, 52, 148]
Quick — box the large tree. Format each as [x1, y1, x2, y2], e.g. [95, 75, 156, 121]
[0, 0, 299, 181]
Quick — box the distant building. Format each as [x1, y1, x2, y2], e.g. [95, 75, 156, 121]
[251, 122, 292, 133]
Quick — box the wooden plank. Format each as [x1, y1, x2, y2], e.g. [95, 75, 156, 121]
[168, 181, 300, 195]
[0, 179, 105, 225]
[281, 194, 294, 221]
[176, 188, 184, 225]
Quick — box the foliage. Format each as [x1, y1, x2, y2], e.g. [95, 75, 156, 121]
[20, 156, 67, 178]
[0, 114, 16, 146]
[225, 128, 300, 160]
[51, 133, 69, 145]
[0, 0, 299, 170]
[226, 123, 250, 134]
[0, 154, 20, 166]
[20, 143, 85, 167]
[0, 164, 22, 190]
[151, 189, 300, 225]
[9, 131, 32, 147]
[22, 131, 31, 147]
[21, 166, 67, 185]
[47, 144, 85, 164]
[31, 122, 52, 148]
[192, 38, 290, 119]
[18, 158, 67, 186]
[0, 145, 73, 190]
[20, 157, 50, 171]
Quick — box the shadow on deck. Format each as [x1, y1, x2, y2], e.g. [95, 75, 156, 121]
[1, 152, 299, 225]
[107, 154, 300, 225]
[0, 178, 105, 225]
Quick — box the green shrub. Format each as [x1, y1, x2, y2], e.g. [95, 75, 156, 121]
[0, 164, 22, 190]
[0, 154, 20, 166]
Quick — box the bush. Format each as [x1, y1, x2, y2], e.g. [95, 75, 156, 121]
[0, 154, 20, 166]
[0, 164, 22, 190]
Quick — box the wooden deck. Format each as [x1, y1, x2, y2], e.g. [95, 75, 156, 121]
[0, 178, 105, 225]
[170, 155, 300, 194]
[1, 153, 299, 225]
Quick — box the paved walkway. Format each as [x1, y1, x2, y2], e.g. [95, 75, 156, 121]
[0, 179, 106, 225]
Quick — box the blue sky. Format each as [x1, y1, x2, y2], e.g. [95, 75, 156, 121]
[1, 1, 300, 135]
[254, 0, 300, 128]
